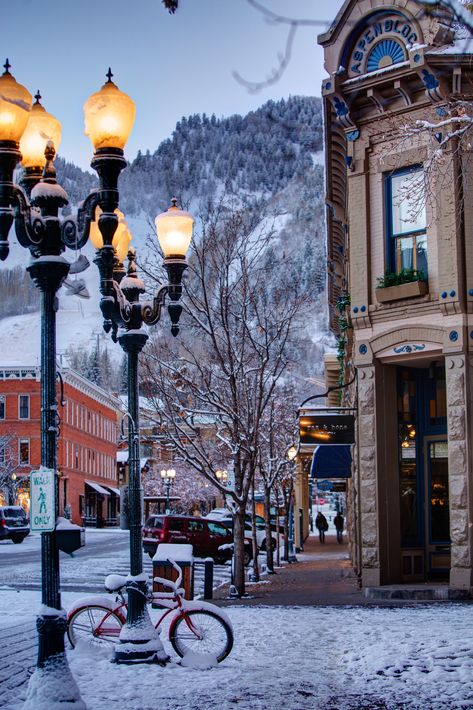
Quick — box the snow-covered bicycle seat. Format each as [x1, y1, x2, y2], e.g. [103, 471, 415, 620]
[104, 574, 128, 592]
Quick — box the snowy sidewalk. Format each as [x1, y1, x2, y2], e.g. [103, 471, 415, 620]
[215, 532, 365, 606]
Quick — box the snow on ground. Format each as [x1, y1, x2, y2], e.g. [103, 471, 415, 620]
[1, 585, 473, 709]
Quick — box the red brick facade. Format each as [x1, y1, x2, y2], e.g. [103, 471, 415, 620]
[0, 366, 122, 526]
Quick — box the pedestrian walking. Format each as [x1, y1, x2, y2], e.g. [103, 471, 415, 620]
[315, 511, 328, 543]
[334, 512, 344, 543]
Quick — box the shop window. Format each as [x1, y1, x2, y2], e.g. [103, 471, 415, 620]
[0, 395, 5, 420]
[18, 395, 30, 420]
[385, 166, 427, 276]
[19, 438, 29, 465]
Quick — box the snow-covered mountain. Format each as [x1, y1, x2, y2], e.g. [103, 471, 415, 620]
[0, 96, 329, 386]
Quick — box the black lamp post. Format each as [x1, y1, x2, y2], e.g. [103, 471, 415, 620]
[160, 468, 176, 513]
[84, 68, 193, 664]
[286, 446, 298, 563]
[91, 238, 191, 663]
[0, 61, 89, 708]
[0, 57, 191, 675]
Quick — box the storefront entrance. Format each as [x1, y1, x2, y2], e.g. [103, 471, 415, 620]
[398, 364, 450, 581]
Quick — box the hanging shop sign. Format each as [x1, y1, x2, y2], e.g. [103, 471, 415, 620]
[299, 411, 355, 446]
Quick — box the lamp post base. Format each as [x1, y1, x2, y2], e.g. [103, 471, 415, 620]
[22, 614, 86, 710]
[113, 581, 169, 665]
[113, 641, 170, 665]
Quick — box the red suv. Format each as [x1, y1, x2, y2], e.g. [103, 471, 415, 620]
[142, 515, 253, 565]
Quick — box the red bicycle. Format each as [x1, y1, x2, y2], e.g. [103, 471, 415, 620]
[67, 559, 233, 663]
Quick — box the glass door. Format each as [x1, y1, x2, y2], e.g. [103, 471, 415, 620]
[424, 439, 450, 578]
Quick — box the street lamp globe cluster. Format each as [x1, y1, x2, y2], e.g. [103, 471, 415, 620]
[160, 468, 176, 513]
[0, 59, 194, 704]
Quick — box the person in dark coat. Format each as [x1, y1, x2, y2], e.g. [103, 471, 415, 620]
[315, 511, 328, 543]
[334, 512, 344, 543]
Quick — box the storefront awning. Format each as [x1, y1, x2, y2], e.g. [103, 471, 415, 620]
[310, 445, 352, 479]
[85, 481, 111, 496]
[105, 486, 121, 496]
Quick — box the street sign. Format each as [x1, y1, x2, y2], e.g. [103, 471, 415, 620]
[317, 480, 333, 492]
[225, 465, 235, 491]
[30, 467, 56, 532]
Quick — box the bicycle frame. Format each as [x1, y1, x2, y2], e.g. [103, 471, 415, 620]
[87, 589, 203, 642]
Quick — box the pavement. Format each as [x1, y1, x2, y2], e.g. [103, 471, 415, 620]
[214, 532, 472, 607]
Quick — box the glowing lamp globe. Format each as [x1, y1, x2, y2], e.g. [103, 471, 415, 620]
[155, 200, 194, 259]
[89, 206, 132, 258]
[0, 62, 32, 143]
[20, 94, 62, 169]
[115, 220, 132, 263]
[83, 70, 136, 151]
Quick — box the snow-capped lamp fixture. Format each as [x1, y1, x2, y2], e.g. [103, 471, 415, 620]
[0, 59, 32, 143]
[89, 205, 132, 263]
[20, 91, 62, 165]
[19, 91, 62, 191]
[83, 67, 136, 152]
[155, 198, 194, 259]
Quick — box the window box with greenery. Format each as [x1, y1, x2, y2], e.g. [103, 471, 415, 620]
[375, 269, 428, 303]
[381, 165, 429, 303]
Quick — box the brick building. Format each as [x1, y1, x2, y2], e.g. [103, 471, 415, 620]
[320, 0, 473, 591]
[0, 366, 122, 526]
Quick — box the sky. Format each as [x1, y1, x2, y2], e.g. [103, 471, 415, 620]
[4, 0, 344, 170]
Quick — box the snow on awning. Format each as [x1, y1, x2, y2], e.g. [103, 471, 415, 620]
[105, 486, 121, 496]
[310, 445, 352, 479]
[85, 481, 111, 496]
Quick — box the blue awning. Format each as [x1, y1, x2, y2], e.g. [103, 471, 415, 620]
[310, 445, 352, 479]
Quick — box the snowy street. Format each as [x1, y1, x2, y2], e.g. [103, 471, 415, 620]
[0, 528, 231, 593]
[1, 586, 473, 709]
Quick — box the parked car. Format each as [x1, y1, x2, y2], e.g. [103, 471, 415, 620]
[219, 518, 278, 552]
[142, 514, 254, 565]
[205, 510, 266, 528]
[205, 510, 282, 544]
[0, 506, 30, 544]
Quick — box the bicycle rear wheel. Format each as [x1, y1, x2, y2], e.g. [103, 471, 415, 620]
[67, 605, 124, 648]
[169, 610, 233, 663]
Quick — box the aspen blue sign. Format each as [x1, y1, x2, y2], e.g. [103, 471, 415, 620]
[348, 14, 418, 77]
[30, 467, 56, 532]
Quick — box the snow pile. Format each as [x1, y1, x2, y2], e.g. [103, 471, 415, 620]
[180, 650, 218, 670]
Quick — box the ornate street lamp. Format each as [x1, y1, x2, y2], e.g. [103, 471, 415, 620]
[0, 60, 87, 708]
[83, 72, 193, 663]
[160, 468, 176, 513]
[0, 59, 192, 674]
[286, 446, 298, 563]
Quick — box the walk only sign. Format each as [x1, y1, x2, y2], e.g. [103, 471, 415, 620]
[30, 467, 56, 532]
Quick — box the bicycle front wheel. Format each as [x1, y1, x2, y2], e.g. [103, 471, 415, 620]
[169, 610, 233, 663]
[67, 605, 124, 648]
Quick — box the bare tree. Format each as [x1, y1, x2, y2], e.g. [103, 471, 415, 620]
[141, 199, 310, 596]
[257, 393, 297, 573]
[0, 435, 21, 506]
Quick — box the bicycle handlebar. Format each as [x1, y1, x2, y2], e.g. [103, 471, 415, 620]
[167, 558, 183, 588]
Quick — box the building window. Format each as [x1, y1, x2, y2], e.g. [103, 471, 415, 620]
[19, 439, 29, 465]
[0, 443, 5, 464]
[18, 395, 30, 420]
[386, 166, 427, 276]
[0, 395, 5, 420]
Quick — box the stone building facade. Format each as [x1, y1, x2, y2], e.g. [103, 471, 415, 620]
[319, 0, 473, 590]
